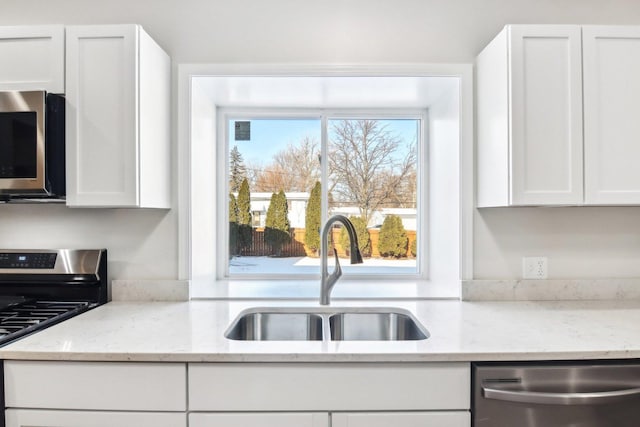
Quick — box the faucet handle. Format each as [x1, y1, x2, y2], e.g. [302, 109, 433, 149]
[332, 250, 342, 280]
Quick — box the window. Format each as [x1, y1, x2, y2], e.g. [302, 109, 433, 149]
[221, 111, 425, 278]
[184, 71, 469, 298]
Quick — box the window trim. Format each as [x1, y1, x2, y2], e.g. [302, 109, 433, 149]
[177, 64, 475, 300]
[217, 107, 428, 281]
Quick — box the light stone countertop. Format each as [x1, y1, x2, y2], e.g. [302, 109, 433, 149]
[1, 299, 639, 363]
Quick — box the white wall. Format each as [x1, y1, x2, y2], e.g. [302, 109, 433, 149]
[3, 0, 640, 281]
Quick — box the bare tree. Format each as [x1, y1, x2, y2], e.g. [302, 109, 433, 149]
[253, 164, 289, 193]
[273, 136, 320, 192]
[253, 136, 320, 193]
[329, 119, 416, 224]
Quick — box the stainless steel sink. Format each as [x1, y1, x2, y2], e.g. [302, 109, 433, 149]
[329, 309, 429, 341]
[225, 307, 429, 341]
[225, 309, 323, 341]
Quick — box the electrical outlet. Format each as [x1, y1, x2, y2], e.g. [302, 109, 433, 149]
[522, 257, 548, 279]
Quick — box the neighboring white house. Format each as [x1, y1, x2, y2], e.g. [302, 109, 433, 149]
[329, 206, 417, 231]
[249, 192, 309, 228]
[238, 192, 417, 230]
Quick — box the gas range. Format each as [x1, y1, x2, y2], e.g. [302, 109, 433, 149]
[0, 249, 107, 346]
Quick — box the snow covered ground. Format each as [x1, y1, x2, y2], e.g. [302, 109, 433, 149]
[229, 256, 417, 275]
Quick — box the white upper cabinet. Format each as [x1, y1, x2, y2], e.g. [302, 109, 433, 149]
[65, 25, 170, 208]
[0, 25, 65, 93]
[583, 26, 640, 205]
[477, 25, 584, 207]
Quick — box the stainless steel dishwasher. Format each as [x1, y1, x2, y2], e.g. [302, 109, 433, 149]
[473, 361, 640, 426]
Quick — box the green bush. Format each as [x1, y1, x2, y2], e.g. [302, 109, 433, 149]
[264, 190, 291, 256]
[304, 181, 321, 255]
[378, 215, 408, 258]
[237, 178, 252, 254]
[229, 193, 239, 257]
[339, 216, 371, 257]
[410, 237, 417, 257]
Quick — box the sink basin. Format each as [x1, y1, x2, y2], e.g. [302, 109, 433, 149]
[225, 310, 323, 341]
[329, 309, 429, 341]
[225, 307, 429, 341]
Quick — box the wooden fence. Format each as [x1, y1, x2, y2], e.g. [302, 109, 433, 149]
[240, 227, 417, 258]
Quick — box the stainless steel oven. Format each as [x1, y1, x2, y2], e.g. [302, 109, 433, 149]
[473, 361, 640, 426]
[0, 249, 107, 427]
[0, 90, 65, 200]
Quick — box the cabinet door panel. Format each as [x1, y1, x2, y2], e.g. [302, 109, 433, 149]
[190, 413, 328, 427]
[332, 412, 469, 427]
[0, 26, 64, 92]
[6, 409, 186, 427]
[509, 25, 583, 205]
[584, 26, 640, 204]
[65, 25, 139, 207]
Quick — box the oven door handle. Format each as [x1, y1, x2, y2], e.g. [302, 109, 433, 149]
[482, 386, 640, 405]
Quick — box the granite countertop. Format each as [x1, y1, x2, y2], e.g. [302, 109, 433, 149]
[1, 299, 639, 363]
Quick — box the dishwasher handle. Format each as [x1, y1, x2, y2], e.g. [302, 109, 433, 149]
[482, 386, 640, 406]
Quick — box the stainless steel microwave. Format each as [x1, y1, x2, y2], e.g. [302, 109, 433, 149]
[0, 90, 65, 200]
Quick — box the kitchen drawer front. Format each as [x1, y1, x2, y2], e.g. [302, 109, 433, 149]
[188, 362, 470, 411]
[190, 412, 329, 427]
[332, 411, 470, 427]
[6, 409, 186, 427]
[4, 361, 186, 411]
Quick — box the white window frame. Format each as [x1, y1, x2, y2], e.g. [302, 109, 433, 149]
[217, 108, 428, 281]
[177, 64, 475, 299]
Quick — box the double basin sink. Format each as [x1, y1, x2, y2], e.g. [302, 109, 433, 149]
[225, 307, 429, 341]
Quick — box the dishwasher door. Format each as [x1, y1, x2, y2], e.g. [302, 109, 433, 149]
[473, 362, 640, 427]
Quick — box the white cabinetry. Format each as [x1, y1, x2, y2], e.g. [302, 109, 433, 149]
[583, 26, 640, 204]
[190, 413, 329, 427]
[6, 410, 186, 427]
[332, 412, 470, 427]
[65, 25, 170, 208]
[3, 360, 470, 427]
[3, 361, 186, 427]
[188, 363, 470, 427]
[477, 25, 583, 207]
[0, 26, 64, 93]
[478, 24, 640, 207]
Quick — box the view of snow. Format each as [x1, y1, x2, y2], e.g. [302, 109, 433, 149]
[229, 256, 417, 275]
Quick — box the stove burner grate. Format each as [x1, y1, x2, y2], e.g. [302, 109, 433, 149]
[0, 300, 93, 343]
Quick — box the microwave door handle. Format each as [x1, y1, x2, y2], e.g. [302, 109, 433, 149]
[482, 386, 640, 406]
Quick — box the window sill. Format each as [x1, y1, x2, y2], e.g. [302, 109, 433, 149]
[190, 278, 461, 301]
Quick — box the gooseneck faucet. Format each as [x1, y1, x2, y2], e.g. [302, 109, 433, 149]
[319, 215, 364, 305]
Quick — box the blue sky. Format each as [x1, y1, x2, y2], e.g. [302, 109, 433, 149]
[230, 119, 321, 165]
[229, 118, 419, 166]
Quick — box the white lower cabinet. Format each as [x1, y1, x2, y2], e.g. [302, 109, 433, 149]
[6, 409, 186, 427]
[190, 413, 329, 427]
[3, 361, 470, 427]
[188, 363, 471, 427]
[332, 412, 470, 427]
[189, 411, 469, 427]
[3, 361, 187, 427]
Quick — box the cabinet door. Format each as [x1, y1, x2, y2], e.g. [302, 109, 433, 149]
[0, 26, 64, 93]
[583, 26, 640, 204]
[332, 412, 469, 427]
[65, 25, 139, 207]
[6, 409, 186, 427]
[509, 25, 584, 205]
[190, 413, 329, 427]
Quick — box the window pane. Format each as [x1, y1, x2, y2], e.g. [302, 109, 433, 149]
[227, 117, 420, 277]
[328, 119, 419, 274]
[228, 119, 322, 275]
